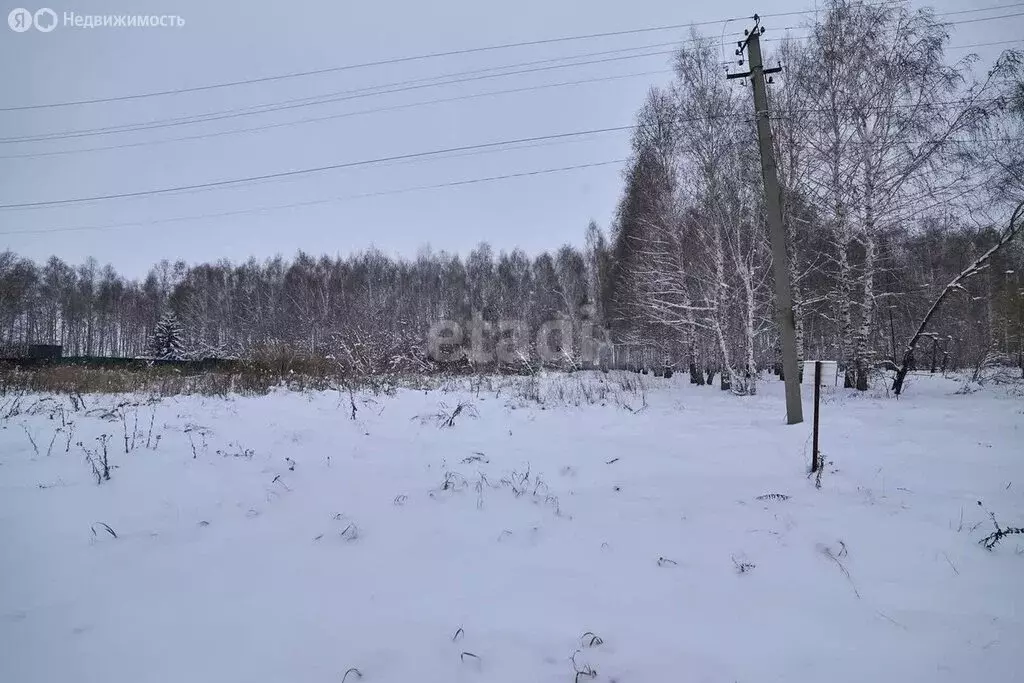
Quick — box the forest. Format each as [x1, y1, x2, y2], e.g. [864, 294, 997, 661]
[1, 1, 1022, 391]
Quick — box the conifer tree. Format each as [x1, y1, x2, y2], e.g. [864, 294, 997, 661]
[149, 312, 186, 360]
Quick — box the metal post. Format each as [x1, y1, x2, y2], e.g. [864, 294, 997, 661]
[811, 360, 822, 473]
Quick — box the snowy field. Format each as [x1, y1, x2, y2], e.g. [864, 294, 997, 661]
[1, 371, 1021, 683]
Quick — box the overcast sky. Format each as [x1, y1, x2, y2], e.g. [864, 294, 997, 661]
[0, 0, 1018, 277]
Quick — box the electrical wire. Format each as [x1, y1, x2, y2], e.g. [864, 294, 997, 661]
[0, 159, 628, 236]
[0, 71, 673, 160]
[2, 0, 1013, 112]
[0, 111, 1013, 211]
[0, 127, 638, 209]
[0, 50, 680, 144]
[0, 17, 751, 112]
[4, 32, 1018, 150]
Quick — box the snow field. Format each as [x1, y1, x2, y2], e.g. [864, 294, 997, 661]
[0, 372, 1021, 683]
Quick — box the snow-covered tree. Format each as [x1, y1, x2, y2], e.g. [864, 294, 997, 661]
[148, 311, 187, 360]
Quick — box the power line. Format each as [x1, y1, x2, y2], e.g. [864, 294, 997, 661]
[5, 28, 1018, 149]
[939, 10, 1024, 26]
[756, 0, 900, 20]
[3, 130, 1016, 234]
[945, 39, 1024, 50]
[271, 38, 682, 103]
[714, 35, 1022, 65]
[782, 97, 1003, 116]
[925, 2, 1024, 17]
[0, 16, 752, 112]
[759, 36, 1022, 49]
[0, 97, 1008, 209]
[1, 0, 1007, 113]
[0, 127, 636, 209]
[0, 71, 672, 160]
[2, 142, 1006, 238]
[27, 28, 844, 145]
[707, 134, 1024, 145]
[0, 49, 680, 144]
[0, 107, 1012, 214]
[0, 159, 627, 236]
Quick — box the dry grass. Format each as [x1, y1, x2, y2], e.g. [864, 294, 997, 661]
[0, 365, 660, 416]
[438, 371, 653, 409]
[0, 364, 443, 398]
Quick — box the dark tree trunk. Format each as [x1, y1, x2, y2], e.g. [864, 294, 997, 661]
[855, 365, 868, 391]
[690, 362, 705, 385]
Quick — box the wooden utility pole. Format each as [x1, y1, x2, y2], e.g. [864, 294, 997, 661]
[728, 15, 803, 424]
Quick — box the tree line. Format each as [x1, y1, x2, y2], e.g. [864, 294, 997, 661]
[1, 1, 1022, 386]
[606, 0, 1023, 392]
[0, 244, 608, 373]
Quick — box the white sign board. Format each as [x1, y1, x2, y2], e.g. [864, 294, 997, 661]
[801, 360, 839, 386]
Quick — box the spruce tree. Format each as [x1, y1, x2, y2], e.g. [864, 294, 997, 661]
[149, 312, 186, 360]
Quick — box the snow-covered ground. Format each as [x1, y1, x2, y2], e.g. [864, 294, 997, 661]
[1, 372, 1021, 683]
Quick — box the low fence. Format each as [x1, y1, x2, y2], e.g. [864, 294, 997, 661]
[0, 356, 244, 372]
